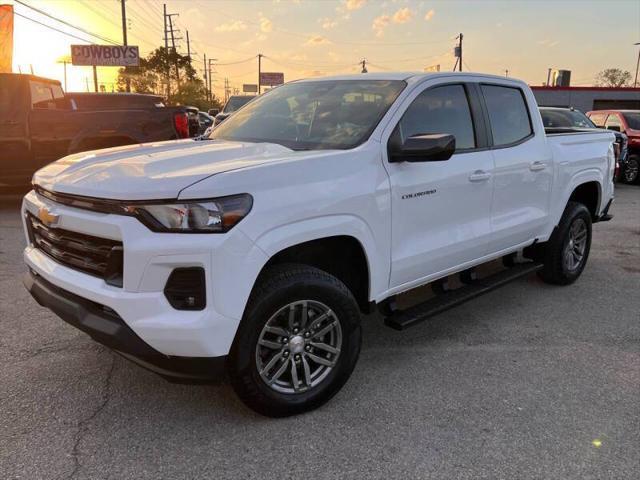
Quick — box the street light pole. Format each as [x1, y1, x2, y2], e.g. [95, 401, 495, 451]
[634, 42, 640, 88]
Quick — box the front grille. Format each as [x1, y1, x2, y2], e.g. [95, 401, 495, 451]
[26, 213, 124, 287]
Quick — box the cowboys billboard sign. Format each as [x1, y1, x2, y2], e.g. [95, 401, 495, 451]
[71, 45, 140, 67]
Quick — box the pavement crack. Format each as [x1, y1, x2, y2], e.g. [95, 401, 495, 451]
[64, 352, 116, 480]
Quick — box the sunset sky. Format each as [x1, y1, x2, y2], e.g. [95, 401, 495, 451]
[8, 0, 640, 96]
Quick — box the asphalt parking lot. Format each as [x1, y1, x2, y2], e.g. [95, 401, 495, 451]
[1, 185, 638, 480]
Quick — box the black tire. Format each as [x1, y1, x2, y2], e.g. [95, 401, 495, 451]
[229, 263, 362, 417]
[538, 201, 592, 285]
[622, 155, 639, 184]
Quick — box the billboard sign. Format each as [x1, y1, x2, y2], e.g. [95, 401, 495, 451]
[0, 4, 13, 73]
[71, 45, 140, 67]
[259, 72, 284, 86]
[243, 83, 258, 93]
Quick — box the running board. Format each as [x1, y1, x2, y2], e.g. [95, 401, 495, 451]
[383, 263, 543, 331]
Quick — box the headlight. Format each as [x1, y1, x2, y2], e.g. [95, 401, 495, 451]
[126, 194, 253, 233]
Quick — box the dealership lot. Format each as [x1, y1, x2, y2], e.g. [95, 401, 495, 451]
[1, 185, 638, 479]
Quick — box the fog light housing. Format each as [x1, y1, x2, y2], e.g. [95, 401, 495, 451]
[164, 267, 206, 310]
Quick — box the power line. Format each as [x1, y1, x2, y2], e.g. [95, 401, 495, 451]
[14, 0, 121, 45]
[13, 11, 96, 44]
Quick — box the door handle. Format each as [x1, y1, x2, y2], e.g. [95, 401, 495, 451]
[469, 170, 492, 182]
[529, 161, 547, 172]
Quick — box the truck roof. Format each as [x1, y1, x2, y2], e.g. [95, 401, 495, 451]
[294, 71, 528, 86]
[0, 72, 62, 85]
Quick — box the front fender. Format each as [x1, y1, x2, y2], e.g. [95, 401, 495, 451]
[249, 214, 388, 302]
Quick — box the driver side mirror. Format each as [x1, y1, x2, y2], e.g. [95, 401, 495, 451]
[389, 133, 456, 163]
[607, 125, 621, 132]
[208, 108, 220, 116]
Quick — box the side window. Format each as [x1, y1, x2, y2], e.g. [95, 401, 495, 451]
[589, 113, 606, 127]
[604, 114, 622, 130]
[29, 81, 56, 109]
[481, 85, 532, 146]
[397, 84, 476, 150]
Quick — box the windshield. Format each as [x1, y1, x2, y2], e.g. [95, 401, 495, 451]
[211, 80, 406, 150]
[223, 96, 255, 113]
[622, 112, 640, 130]
[540, 108, 595, 129]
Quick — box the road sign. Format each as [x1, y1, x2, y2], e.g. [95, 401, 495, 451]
[243, 84, 258, 93]
[71, 45, 140, 67]
[259, 72, 284, 86]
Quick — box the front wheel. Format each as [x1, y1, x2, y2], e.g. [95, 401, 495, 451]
[538, 201, 592, 285]
[229, 264, 362, 417]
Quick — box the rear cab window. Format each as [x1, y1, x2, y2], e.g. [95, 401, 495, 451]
[481, 84, 532, 146]
[29, 81, 58, 109]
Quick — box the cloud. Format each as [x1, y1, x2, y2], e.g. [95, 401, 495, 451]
[215, 20, 248, 32]
[345, 0, 366, 11]
[538, 39, 559, 47]
[259, 16, 273, 33]
[392, 7, 413, 23]
[304, 35, 331, 46]
[320, 17, 338, 29]
[372, 14, 391, 37]
[424, 9, 435, 21]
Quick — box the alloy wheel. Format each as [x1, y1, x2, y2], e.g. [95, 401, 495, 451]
[255, 300, 342, 394]
[563, 218, 588, 272]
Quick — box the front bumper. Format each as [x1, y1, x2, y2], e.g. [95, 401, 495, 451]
[22, 189, 269, 358]
[24, 270, 226, 382]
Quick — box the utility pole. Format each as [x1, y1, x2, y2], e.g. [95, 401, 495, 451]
[257, 53, 263, 94]
[186, 30, 192, 68]
[546, 68, 552, 86]
[167, 14, 181, 89]
[634, 42, 640, 88]
[458, 33, 463, 72]
[203, 53, 208, 101]
[453, 33, 463, 71]
[163, 3, 169, 99]
[121, 0, 130, 92]
[92, 65, 98, 92]
[208, 58, 217, 103]
[361, 59, 367, 73]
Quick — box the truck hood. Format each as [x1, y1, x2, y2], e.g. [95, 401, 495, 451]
[33, 139, 300, 200]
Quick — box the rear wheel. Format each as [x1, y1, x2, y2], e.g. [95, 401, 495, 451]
[622, 155, 639, 184]
[538, 201, 592, 285]
[229, 264, 362, 417]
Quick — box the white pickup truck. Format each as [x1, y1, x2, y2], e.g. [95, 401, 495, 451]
[22, 73, 615, 417]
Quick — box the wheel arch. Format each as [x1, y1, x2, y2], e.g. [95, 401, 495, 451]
[255, 235, 373, 313]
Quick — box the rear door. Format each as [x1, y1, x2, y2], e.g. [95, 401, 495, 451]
[385, 82, 495, 288]
[481, 84, 553, 252]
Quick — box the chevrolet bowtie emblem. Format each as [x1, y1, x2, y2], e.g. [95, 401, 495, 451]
[38, 206, 59, 227]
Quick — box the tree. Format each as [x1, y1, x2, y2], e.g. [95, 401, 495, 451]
[595, 68, 632, 88]
[117, 47, 221, 110]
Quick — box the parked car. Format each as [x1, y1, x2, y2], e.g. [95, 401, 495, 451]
[213, 95, 255, 126]
[587, 109, 640, 184]
[183, 106, 202, 138]
[0, 73, 192, 187]
[198, 111, 214, 135]
[22, 73, 615, 417]
[540, 107, 628, 181]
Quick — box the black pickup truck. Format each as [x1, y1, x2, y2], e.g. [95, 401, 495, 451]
[1, 73, 192, 187]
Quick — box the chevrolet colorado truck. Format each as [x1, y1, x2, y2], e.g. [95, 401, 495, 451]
[0, 73, 192, 187]
[21, 73, 615, 417]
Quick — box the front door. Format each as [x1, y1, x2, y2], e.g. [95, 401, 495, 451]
[385, 83, 495, 289]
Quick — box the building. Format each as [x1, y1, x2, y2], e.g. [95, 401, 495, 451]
[531, 86, 640, 112]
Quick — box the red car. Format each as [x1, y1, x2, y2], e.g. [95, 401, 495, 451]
[587, 110, 640, 184]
